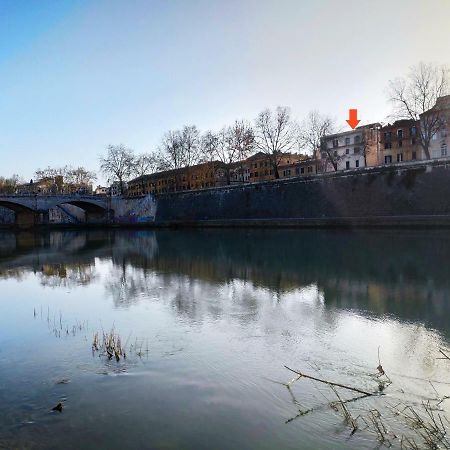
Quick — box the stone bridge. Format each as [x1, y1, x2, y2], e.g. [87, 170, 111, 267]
[0, 195, 113, 226]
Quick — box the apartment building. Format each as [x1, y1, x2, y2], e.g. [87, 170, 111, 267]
[244, 152, 304, 183]
[319, 124, 381, 172]
[423, 95, 450, 160]
[278, 158, 318, 179]
[379, 120, 422, 164]
[127, 161, 227, 196]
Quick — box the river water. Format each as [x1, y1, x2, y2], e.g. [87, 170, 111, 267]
[1, 229, 450, 449]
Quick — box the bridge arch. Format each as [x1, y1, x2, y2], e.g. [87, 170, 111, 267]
[55, 200, 111, 223]
[0, 200, 38, 227]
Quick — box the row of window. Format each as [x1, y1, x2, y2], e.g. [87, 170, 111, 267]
[332, 135, 362, 147]
[384, 139, 416, 149]
[282, 166, 315, 176]
[384, 127, 417, 140]
[322, 148, 361, 158]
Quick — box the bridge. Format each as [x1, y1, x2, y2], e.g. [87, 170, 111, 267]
[0, 194, 113, 227]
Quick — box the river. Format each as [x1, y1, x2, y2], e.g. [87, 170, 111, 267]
[1, 229, 450, 449]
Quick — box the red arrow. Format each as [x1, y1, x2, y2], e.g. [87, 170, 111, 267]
[346, 109, 360, 129]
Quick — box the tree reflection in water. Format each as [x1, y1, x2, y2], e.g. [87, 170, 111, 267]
[1, 228, 450, 335]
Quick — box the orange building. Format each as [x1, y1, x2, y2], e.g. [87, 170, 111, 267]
[127, 161, 227, 196]
[278, 158, 319, 179]
[244, 152, 304, 183]
[379, 120, 422, 164]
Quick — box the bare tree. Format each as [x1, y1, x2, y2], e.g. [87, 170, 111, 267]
[254, 106, 298, 179]
[133, 153, 160, 193]
[179, 125, 202, 168]
[299, 110, 336, 155]
[133, 153, 160, 177]
[202, 121, 254, 184]
[99, 144, 135, 194]
[157, 131, 184, 171]
[388, 62, 449, 159]
[66, 167, 97, 186]
[157, 126, 203, 190]
[0, 175, 20, 194]
[299, 110, 337, 171]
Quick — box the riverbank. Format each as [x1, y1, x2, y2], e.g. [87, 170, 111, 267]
[2, 158, 450, 229]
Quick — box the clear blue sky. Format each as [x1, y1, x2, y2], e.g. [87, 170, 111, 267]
[1, 0, 450, 183]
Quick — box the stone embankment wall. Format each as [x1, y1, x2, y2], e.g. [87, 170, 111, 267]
[153, 159, 450, 227]
[2, 159, 450, 228]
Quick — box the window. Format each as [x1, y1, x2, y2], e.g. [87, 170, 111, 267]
[398, 140, 403, 147]
[300, 167, 305, 174]
[334, 150, 338, 157]
[346, 148, 350, 155]
[345, 137, 350, 145]
[412, 138, 416, 145]
[355, 160, 359, 168]
[307, 166, 312, 173]
[354, 135, 361, 144]
[441, 143, 448, 156]
[384, 142, 392, 149]
[354, 147, 360, 154]
[384, 131, 392, 140]
[295, 168, 300, 175]
[333, 139, 339, 148]
[412, 151, 417, 160]
[385, 155, 392, 164]
[397, 153, 403, 162]
[322, 152, 327, 158]
[254, 171, 258, 177]
[346, 161, 350, 169]
[259, 162, 263, 168]
[254, 163, 257, 168]
[397, 129, 403, 138]
[411, 126, 417, 136]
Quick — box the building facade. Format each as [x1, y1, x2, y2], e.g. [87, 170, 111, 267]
[278, 158, 319, 179]
[244, 152, 304, 183]
[127, 161, 227, 196]
[319, 124, 381, 172]
[424, 95, 450, 160]
[379, 120, 422, 164]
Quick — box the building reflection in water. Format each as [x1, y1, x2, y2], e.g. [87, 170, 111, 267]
[1, 229, 450, 335]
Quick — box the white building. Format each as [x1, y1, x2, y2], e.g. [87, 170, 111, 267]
[425, 95, 450, 160]
[319, 124, 381, 172]
[94, 185, 110, 196]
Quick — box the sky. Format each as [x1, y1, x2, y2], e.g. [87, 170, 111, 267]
[1, 0, 450, 184]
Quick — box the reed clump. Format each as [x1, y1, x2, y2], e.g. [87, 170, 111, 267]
[92, 329, 125, 361]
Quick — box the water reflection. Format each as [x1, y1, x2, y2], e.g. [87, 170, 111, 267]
[2, 229, 450, 450]
[1, 229, 450, 334]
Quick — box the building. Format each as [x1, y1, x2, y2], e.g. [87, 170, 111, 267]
[94, 186, 110, 196]
[379, 120, 422, 164]
[278, 158, 319, 179]
[319, 124, 381, 172]
[422, 95, 450, 160]
[110, 181, 128, 197]
[244, 152, 304, 183]
[127, 161, 227, 197]
[16, 176, 64, 194]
